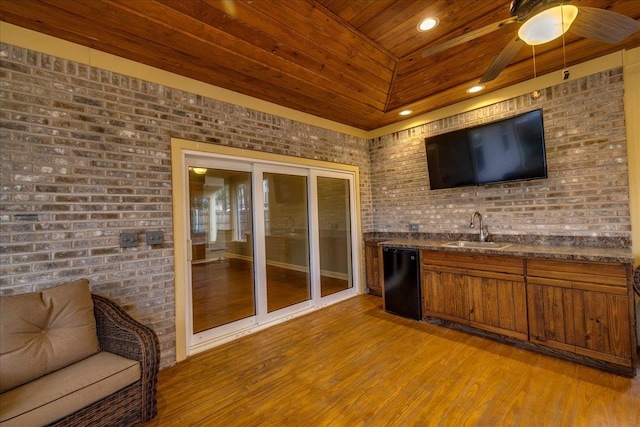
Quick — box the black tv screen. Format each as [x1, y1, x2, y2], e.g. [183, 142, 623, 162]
[425, 109, 547, 190]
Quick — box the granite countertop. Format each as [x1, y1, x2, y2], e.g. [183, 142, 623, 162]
[376, 238, 634, 264]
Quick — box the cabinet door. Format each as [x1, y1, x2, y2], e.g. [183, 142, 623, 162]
[468, 275, 528, 340]
[573, 287, 633, 364]
[365, 242, 382, 296]
[526, 258, 634, 368]
[422, 269, 469, 324]
[527, 281, 576, 352]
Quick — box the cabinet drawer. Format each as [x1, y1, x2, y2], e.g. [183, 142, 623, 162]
[526, 258, 628, 288]
[421, 249, 524, 276]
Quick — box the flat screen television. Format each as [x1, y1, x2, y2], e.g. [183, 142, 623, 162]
[425, 109, 547, 190]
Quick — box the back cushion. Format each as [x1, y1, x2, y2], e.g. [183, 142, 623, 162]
[0, 279, 100, 393]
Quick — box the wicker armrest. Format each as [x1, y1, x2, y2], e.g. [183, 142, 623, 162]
[91, 294, 160, 422]
[92, 294, 159, 362]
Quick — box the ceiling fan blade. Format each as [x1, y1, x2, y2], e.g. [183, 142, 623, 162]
[479, 37, 525, 83]
[570, 6, 640, 44]
[422, 17, 517, 59]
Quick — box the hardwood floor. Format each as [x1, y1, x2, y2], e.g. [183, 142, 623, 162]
[146, 295, 639, 426]
[191, 259, 255, 333]
[192, 259, 350, 333]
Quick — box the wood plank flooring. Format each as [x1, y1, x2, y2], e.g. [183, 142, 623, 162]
[192, 259, 350, 333]
[145, 294, 640, 426]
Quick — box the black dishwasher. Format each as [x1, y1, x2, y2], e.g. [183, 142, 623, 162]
[383, 247, 422, 320]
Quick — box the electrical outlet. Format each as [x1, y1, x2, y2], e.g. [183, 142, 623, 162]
[146, 230, 164, 246]
[409, 223, 419, 231]
[120, 232, 138, 248]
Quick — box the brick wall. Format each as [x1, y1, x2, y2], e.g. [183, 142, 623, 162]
[370, 69, 631, 239]
[1, 42, 632, 367]
[0, 44, 371, 367]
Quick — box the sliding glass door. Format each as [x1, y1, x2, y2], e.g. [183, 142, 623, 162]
[188, 165, 255, 334]
[316, 175, 353, 297]
[185, 154, 358, 351]
[262, 172, 311, 312]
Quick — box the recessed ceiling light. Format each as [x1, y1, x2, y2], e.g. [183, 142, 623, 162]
[417, 17, 439, 32]
[399, 110, 413, 116]
[466, 85, 485, 94]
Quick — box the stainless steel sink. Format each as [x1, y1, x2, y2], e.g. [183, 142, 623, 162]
[441, 241, 512, 250]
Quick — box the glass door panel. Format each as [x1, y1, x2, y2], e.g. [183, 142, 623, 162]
[189, 167, 255, 333]
[263, 172, 311, 312]
[317, 176, 353, 296]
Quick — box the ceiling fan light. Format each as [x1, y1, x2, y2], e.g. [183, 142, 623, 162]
[518, 5, 578, 45]
[417, 17, 439, 32]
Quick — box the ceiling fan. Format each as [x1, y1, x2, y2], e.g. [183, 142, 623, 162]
[422, 0, 640, 84]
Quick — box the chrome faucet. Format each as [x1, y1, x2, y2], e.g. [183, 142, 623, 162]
[470, 211, 490, 242]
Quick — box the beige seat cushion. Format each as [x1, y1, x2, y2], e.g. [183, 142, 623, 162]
[0, 351, 140, 426]
[0, 279, 100, 393]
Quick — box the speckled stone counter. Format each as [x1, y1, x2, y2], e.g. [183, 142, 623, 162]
[373, 237, 634, 264]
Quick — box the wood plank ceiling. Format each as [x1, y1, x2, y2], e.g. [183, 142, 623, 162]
[1, 0, 639, 131]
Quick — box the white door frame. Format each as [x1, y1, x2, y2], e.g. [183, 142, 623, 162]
[309, 170, 359, 308]
[177, 147, 361, 358]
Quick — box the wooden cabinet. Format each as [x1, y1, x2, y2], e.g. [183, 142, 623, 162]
[192, 243, 206, 261]
[364, 241, 382, 296]
[422, 268, 469, 324]
[421, 250, 527, 340]
[468, 274, 528, 340]
[526, 258, 635, 368]
[416, 248, 636, 376]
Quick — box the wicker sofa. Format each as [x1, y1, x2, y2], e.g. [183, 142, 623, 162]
[0, 279, 159, 426]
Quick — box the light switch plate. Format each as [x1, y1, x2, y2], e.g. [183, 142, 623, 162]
[146, 230, 164, 246]
[120, 232, 138, 248]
